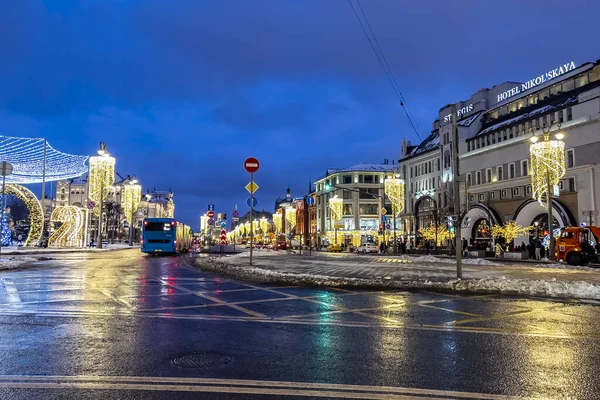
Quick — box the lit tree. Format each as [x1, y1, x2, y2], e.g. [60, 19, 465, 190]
[491, 221, 531, 249]
[420, 224, 453, 246]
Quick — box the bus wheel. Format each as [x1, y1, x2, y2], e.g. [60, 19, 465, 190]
[566, 252, 583, 266]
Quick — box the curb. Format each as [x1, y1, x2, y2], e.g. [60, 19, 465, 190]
[0, 247, 135, 256]
[190, 257, 600, 301]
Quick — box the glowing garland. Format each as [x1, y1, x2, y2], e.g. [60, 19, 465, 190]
[260, 217, 269, 234]
[384, 178, 405, 216]
[48, 206, 85, 247]
[420, 224, 453, 246]
[490, 221, 531, 248]
[273, 213, 282, 233]
[124, 183, 142, 224]
[0, 212, 10, 246]
[530, 138, 566, 208]
[0, 136, 88, 184]
[328, 195, 343, 221]
[4, 184, 43, 247]
[88, 155, 115, 216]
[285, 209, 296, 230]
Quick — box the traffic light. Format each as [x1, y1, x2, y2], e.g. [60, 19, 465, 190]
[324, 184, 331, 191]
[223, 214, 227, 220]
[449, 227, 455, 233]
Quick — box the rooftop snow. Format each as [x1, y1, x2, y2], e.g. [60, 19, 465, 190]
[326, 164, 396, 175]
[408, 132, 439, 157]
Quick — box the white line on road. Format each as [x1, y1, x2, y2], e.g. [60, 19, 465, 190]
[0, 375, 525, 400]
[2, 279, 22, 308]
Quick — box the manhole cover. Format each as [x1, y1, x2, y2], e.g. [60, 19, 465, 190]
[171, 352, 233, 369]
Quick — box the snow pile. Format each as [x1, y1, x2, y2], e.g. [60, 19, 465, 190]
[410, 255, 454, 264]
[0, 256, 38, 270]
[462, 258, 499, 266]
[530, 263, 597, 271]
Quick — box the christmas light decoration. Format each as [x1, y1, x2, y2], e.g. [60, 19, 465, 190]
[252, 219, 259, 233]
[490, 221, 531, 248]
[4, 184, 43, 247]
[273, 213, 282, 233]
[420, 224, 453, 246]
[0, 136, 88, 184]
[285, 209, 296, 230]
[384, 177, 405, 216]
[328, 195, 343, 221]
[48, 206, 85, 247]
[244, 222, 251, 236]
[260, 217, 269, 234]
[88, 153, 115, 216]
[530, 135, 566, 207]
[123, 182, 142, 224]
[0, 212, 11, 246]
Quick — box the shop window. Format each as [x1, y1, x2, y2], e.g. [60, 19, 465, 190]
[343, 204, 353, 215]
[575, 74, 589, 88]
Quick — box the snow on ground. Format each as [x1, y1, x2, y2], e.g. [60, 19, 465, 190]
[397, 254, 499, 266]
[0, 256, 39, 271]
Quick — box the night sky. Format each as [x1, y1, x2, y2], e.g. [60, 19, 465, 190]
[1, 0, 598, 229]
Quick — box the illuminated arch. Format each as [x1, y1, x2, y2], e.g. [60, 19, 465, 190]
[4, 184, 43, 247]
[48, 206, 85, 247]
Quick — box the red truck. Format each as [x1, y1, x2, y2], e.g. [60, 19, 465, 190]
[556, 226, 600, 266]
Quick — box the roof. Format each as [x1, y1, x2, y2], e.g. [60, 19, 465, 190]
[325, 163, 396, 175]
[407, 131, 439, 157]
[473, 96, 578, 139]
[458, 111, 482, 127]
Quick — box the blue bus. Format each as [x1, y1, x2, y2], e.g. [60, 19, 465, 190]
[141, 218, 192, 255]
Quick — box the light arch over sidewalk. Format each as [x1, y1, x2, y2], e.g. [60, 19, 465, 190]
[4, 184, 43, 246]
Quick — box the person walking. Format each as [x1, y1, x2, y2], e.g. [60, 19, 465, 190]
[406, 241, 411, 254]
[495, 243, 502, 258]
[535, 240, 542, 260]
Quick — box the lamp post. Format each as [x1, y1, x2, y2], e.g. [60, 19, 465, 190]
[124, 177, 141, 246]
[145, 193, 152, 218]
[89, 143, 115, 249]
[530, 122, 566, 261]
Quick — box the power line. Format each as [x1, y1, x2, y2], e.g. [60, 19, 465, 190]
[347, 0, 422, 140]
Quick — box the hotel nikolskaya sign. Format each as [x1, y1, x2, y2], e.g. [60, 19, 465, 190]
[497, 61, 576, 102]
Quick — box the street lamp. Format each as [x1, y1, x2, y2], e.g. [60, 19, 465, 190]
[145, 193, 152, 217]
[384, 173, 405, 254]
[89, 142, 115, 249]
[530, 122, 566, 260]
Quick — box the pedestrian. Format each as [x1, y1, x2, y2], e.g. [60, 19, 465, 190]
[527, 243, 533, 259]
[462, 238, 468, 257]
[425, 241, 431, 255]
[406, 241, 411, 254]
[495, 243, 502, 258]
[535, 240, 541, 260]
[540, 244, 546, 260]
[379, 241, 384, 254]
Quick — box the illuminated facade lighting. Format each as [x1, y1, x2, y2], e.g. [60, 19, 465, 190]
[285, 209, 297, 230]
[273, 213, 282, 233]
[530, 135, 566, 207]
[48, 206, 85, 247]
[384, 177, 405, 216]
[88, 154, 115, 216]
[328, 195, 343, 221]
[124, 182, 142, 224]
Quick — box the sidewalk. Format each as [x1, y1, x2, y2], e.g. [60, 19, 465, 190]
[193, 251, 600, 300]
[0, 244, 135, 255]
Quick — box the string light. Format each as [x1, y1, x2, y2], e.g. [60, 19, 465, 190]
[4, 184, 43, 247]
[273, 213, 282, 233]
[490, 221, 531, 248]
[0, 210, 10, 246]
[384, 177, 405, 216]
[285, 209, 296, 230]
[48, 206, 85, 247]
[123, 182, 142, 224]
[328, 195, 343, 221]
[260, 217, 269, 234]
[420, 224, 453, 246]
[530, 136, 566, 207]
[88, 154, 115, 216]
[0, 136, 88, 184]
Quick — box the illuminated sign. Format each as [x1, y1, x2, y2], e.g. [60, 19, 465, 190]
[443, 103, 474, 123]
[497, 61, 576, 102]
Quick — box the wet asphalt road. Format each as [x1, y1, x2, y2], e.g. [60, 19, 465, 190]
[0, 249, 599, 399]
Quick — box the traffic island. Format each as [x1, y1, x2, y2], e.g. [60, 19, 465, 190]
[192, 253, 600, 300]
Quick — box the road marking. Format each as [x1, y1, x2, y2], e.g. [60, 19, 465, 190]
[0, 375, 525, 399]
[416, 303, 482, 317]
[2, 279, 22, 307]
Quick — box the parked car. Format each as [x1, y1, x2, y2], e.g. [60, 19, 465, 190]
[276, 241, 287, 250]
[328, 243, 342, 252]
[357, 243, 378, 254]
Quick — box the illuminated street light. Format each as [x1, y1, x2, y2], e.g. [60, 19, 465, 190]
[384, 174, 405, 254]
[89, 142, 115, 249]
[124, 176, 142, 246]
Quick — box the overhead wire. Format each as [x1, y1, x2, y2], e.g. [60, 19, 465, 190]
[347, 0, 422, 140]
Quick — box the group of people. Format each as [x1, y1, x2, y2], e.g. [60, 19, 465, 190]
[379, 240, 413, 254]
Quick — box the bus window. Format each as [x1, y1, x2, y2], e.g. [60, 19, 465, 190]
[145, 222, 173, 231]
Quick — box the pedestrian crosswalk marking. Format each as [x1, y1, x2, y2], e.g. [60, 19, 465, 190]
[375, 258, 413, 263]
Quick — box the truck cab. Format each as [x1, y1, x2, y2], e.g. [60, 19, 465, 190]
[556, 226, 600, 266]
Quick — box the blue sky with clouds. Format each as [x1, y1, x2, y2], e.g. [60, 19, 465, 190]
[1, 0, 598, 228]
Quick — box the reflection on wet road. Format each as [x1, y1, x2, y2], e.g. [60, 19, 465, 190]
[0, 249, 599, 399]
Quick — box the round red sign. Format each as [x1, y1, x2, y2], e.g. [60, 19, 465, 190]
[244, 157, 260, 173]
[207, 211, 215, 218]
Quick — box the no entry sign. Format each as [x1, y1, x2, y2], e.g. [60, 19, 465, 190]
[244, 157, 260, 173]
[207, 211, 215, 219]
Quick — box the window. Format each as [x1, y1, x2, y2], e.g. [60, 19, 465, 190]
[509, 163, 515, 179]
[575, 74, 589, 88]
[467, 173, 472, 186]
[567, 149, 574, 168]
[490, 191, 496, 200]
[486, 168, 492, 183]
[528, 95, 538, 106]
[468, 142, 471, 152]
[343, 175, 352, 184]
[539, 88, 550, 101]
[437, 159, 441, 171]
[503, 130, 507, 141]
[559, 181, 564, 191]
[550, 83, 562, 96]
[358, 175, 364, 183]
[590, 67, 600, 83]
[509, 130, 514, 139]
[518, 98, 527, 109]
[566, 107, 572, 121]
[479, 193, 485, 201]
[559, 109, 564, 123]
[359, 204, 379, 215]
[363, 175, 374, 184]
[374, 175, 380, 184]
[476, 171, 481, 185]
[60, 195, 65, 200]
[562, 79, 574, 92]
[512, 188, 519, 197]
[486, 135, 491, 146]
[497, 166, 503, 181]
[501, 189, 507, 199]
[521, 160, 528, 176]
[526, 185, 532, 195]
[61, 188, 65, 193]
[359, 188, 379, 199]
[568, 177, 575, 192]
[508, 101, 518, 113]
[410, 167, 413, 178]
[469, 194, 475, 202]
[428, 161, 432, 173]
[343, 204, 353, 215]
[342, 190, 353, 200]
[492, 134, 496, 144]
[410, 182, 413, 193]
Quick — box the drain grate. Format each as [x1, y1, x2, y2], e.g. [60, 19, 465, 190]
[171, 352, 233, 369]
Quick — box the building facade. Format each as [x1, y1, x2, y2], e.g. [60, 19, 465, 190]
[399, 58, 600, 247]
[314, 163, 399, 247]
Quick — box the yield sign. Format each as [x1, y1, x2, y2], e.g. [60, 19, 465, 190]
[245, 181, 259, 194]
